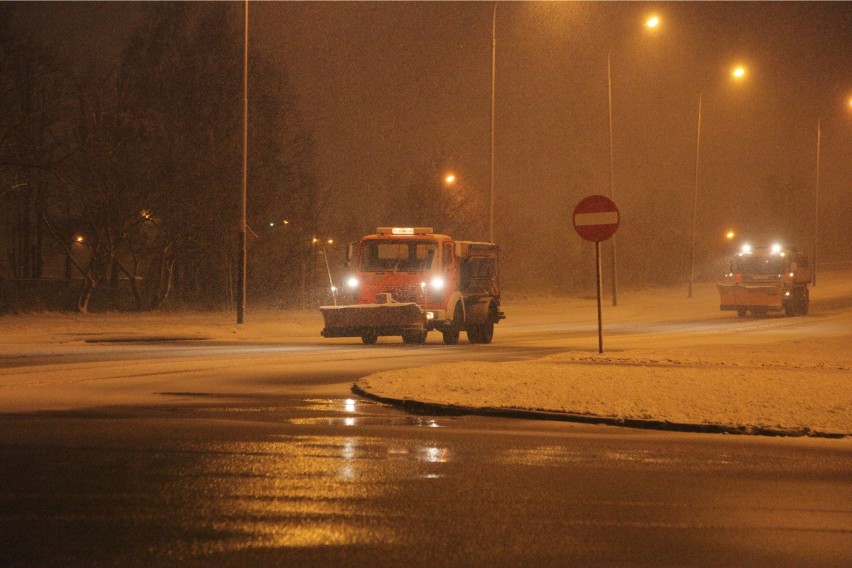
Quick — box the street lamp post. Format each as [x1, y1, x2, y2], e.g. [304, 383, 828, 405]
[490, 2, 497, 243]
[813, 118, 821, 287]
[688, 92, 703, 299]
[606, 49, 618, 307]
[237, 0, 248, 324]
[605, 15, 660, 307]
[688, 65, 746, 299]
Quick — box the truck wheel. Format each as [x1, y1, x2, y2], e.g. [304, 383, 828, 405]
[402, 331, 427, 344]
[442, 304, 463, 345]
[442, 328, 459, 345]
[361, 333, 378, 345]
[797, 288, 810, 316]
[468, 322, 494, 344]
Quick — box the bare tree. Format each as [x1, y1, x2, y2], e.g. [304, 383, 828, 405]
[117, 3, 321, 308]
[0, 19, 68, 282]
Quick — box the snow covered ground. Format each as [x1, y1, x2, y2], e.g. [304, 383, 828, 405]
[357, 270, 852, 438]
[1, 270, 850, 437]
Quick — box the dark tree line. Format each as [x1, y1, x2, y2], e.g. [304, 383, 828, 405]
[1, 4, 322, 312]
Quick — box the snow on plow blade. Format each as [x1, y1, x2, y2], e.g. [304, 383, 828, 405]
[320, 303, 426, 338]
[718, 282, 782, 310]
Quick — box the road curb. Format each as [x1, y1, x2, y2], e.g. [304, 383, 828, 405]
[351, 384, 846, 439]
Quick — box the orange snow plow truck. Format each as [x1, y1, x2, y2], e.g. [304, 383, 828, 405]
[320, 227, 504, 344]
[717, 243, 812, 317]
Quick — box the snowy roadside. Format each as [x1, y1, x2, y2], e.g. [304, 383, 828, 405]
[0, 308, 323, 346]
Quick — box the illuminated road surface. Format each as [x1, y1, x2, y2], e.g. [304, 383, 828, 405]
[1, 286, 850, 566]
[1, 395, 849, 567]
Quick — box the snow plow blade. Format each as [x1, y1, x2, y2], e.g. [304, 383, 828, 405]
[320, 303, 426, 338]
[718, 282, 782, 310]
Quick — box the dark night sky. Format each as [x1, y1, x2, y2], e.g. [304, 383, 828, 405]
[255, 1, 851, 276]
[9, 1, 852, 286]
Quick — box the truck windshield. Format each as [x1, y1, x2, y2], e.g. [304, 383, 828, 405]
[734, 255, 788, 275]
[359, 240, 437, 272]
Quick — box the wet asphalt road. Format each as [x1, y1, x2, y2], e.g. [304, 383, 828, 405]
[1, 390, 849, 567]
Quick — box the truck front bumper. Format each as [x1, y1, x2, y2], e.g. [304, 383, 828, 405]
[320, 303, 427, 338]
[718, 282, 783, 310]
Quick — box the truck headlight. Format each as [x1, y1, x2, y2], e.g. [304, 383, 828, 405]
[346, 276, 359, 288]
[430, 276, 445, 291]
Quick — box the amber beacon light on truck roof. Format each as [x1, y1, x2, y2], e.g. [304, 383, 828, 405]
[375, 227, 434, 235]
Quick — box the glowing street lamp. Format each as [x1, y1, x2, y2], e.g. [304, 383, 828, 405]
[607, 14, 662, 307]
[444, 173, 456, 186]
[688, 64, 748, 299]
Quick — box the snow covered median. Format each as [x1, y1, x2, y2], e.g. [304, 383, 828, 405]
[355, 353, 851, 437]
[356, 270, 852, 438]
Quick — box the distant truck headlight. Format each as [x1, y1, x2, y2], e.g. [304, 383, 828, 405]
[346, 276, 359, 289]
[430, 276, 445, 291]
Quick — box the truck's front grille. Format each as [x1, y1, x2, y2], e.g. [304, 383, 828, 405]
[363, 282, 422, 304]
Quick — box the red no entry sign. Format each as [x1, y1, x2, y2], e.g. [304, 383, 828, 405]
[573, 195, 620, 242]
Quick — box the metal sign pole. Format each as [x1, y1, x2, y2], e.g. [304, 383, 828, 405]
[595, 240, 603, 354]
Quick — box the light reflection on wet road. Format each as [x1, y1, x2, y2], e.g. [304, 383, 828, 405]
[1, 394, 850, 567]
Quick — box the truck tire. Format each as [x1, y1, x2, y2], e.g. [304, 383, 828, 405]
[361, 333, 378, 345]
[796, 287, 809, 316]
[402, 330, 427, 344]
[468, 322, 494, 344]
[442, 304, 463, 345]
[784, 287, 809, 317]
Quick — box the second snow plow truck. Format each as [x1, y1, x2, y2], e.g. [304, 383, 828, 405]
[320, 227, 504, 344]
[717, 243, 812, 317]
